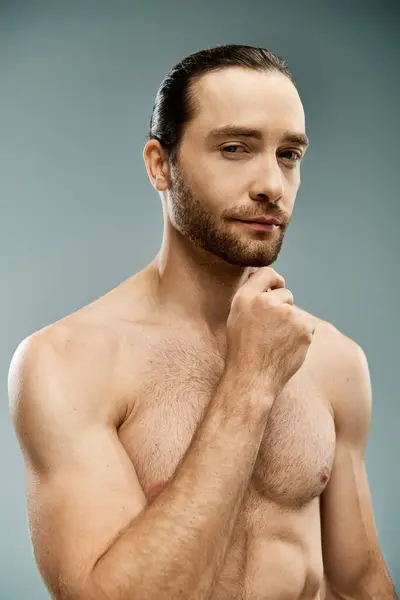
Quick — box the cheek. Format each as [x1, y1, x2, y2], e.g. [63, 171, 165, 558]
[189, 162, 238, 203]
[201, 163, 252, 202]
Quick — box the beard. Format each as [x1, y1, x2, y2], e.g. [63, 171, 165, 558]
[167, 164, 288, 268]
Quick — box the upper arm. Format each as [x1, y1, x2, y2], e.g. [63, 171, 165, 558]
[8, 330, 147, 600]
[320, 331, 381, 592]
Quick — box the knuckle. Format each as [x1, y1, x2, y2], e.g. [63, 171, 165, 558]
[266, 266, 284, 282]
[232, 292, 248, 310]
[297, 320, 312, 339]
[286, 290, 294, 304]
[289, 308, 303, 326]
[256, 294, 272, 309]
[280, 302, 292, 316]
[260, 292, 279, 308]
[302, 330, 314, 345]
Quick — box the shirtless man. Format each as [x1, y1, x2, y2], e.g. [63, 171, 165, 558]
[8, 44, 397, 600]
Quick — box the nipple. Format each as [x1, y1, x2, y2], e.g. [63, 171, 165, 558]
[320, 467, 330, 484]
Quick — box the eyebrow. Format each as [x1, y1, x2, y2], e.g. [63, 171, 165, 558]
[207, 125, 309, 149]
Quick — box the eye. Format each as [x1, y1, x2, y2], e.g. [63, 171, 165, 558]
[279, 150, 302, 162]
[222, 144, 247, 154]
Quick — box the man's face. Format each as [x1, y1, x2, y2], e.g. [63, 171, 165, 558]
[166, 67, 308, 267]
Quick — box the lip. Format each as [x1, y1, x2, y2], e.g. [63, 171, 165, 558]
[235, 220, 280, 232]
[240, 216, 282, 226]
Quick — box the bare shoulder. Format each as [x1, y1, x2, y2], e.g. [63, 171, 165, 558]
[9, 312, 120, 379]
[309, 315, 369, 386]
[301, 311, 372, 432]
[8, 268, 163, 439]
[8, 312, 130, 443]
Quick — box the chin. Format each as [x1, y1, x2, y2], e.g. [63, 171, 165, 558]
[221, 253, 279, 268]
[198, 229, 283, 268]
[228, 245, 282, 268]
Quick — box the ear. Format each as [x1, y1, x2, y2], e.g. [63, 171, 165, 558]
[143, 139, 171, 191]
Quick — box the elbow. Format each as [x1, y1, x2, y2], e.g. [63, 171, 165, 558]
[325, 567, 397, 600]
[43, 568, 112, 600]
[83, 559, 140, 600]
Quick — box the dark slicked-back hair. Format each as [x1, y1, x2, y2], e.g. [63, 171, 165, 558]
[148, 44, 295, 165]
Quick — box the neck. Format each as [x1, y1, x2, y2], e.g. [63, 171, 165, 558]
[150, 222, 255, 333]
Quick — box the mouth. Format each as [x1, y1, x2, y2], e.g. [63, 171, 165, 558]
[234, 218, 282, 232]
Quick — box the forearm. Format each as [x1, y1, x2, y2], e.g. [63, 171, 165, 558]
[91, 373, 271, 600]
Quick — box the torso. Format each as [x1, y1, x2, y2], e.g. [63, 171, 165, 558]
[61, 277, 338, 600]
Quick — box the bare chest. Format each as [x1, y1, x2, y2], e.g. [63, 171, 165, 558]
[119, 337, 336, 509]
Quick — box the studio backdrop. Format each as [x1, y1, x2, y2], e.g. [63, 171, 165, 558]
[0, 1, 398, 598]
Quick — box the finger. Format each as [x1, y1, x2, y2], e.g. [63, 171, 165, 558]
[241, 267, 285, 297]
[263, 287, 294, 305]
[292, 306, 317, 335]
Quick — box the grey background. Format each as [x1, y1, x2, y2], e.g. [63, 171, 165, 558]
[1, 0, 398, 598]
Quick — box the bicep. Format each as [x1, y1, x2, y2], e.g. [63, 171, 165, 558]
[9, 335, 147, 600]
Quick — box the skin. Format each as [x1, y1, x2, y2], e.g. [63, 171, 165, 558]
[8, 67, 397, 600]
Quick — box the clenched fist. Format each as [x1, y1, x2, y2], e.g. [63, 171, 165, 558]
[225, 267, 316, 399]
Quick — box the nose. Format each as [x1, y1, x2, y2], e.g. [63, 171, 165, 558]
[249, 158, 284, 204]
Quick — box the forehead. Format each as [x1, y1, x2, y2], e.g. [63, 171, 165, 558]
[187, 67, 305, 137]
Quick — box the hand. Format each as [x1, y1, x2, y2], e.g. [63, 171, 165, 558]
[225, 267, 316, 399]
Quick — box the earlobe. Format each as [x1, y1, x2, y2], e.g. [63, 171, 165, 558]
[155, 174, 169, 191]
[143, 140, 170, 191]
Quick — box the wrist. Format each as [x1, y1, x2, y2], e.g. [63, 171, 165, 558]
[219, 366, 275, 420]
